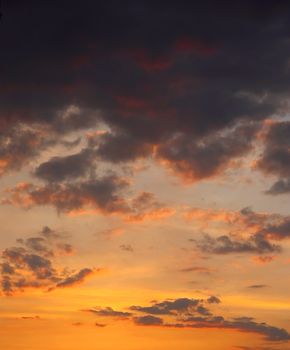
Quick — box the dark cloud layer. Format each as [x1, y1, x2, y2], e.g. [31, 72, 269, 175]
[1, 1, 290, 181]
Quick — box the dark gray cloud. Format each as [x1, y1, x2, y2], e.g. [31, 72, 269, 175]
[1, 227, 98, 295]
[85, 307, 132, 319]
[3, 179, 173, 222]
[0, 125, 58, 176]
[258, 218, 290, 240]
[239, 207, 290, 241]
[193, 233, 281, 255]
[53, 268, 96, 289]
[133, 315, 163, 326]
[188, 207, 290, 257]
[34, 148, 96, 183]
[257, 122, 290, 194]
[176, 318, 290, 342]
[156, 123, 259, 181]
[130, 298, 201, 315]
[95, 132, 153, 163]
[207, 296, 221, 304]
[266, 178, 290, 195]
[87, 296, 290, 342]
[2, 175, 130, 215]
[119, 244, 134, 252]
[247, 284, 268, 289]
[1, 1, 290, 181]
[179, 266, 213, 274]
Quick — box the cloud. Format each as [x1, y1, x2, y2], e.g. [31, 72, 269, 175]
[0, 227, 99, 295]
[34, 148, 96, 183]
[95, 322, 106, 328]
[2, 181, 174, 222]
[186, 206, 290, 255]
[2, 1, 290, 183]
[133, 315, 163, 326]
[119, 244, 134, 252]
[2, 175, 130, 215]
[177, 318, 290, 342]
[156, 123, 259, 182]
[0, 124, 57, 176]
[252, 256, 276, 265]
[130, 298, 203, 316]
[20, 316, 40, 320]
[95, 132, 153, 163]
[256, 122, 290, 194]
[193, 234, 281, 255]
[86, 296, 290, 342]
[178, 266, 213, 274]
[85, 307, 132, 319]
[52, 268, 96, 290]
[207, 296, 221, 304]
[266, 178, 290, 195]
[247, 284, 268, 289]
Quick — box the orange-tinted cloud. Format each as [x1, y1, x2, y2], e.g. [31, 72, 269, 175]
[3, 181, 174, 223]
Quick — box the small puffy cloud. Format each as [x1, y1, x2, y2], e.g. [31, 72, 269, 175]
[207, 296, 221, 304]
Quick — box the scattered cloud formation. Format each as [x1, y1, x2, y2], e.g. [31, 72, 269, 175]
[1, 227, 99, 295]
[186, 207, 290, 257]
[86, 296, 290, 342]
[1, 1, 290, 348]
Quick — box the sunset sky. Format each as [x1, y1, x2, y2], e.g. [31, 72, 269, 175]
[1, 1, 290, 349]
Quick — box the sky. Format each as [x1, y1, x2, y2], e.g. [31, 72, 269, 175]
[0, 1, 290, 349]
